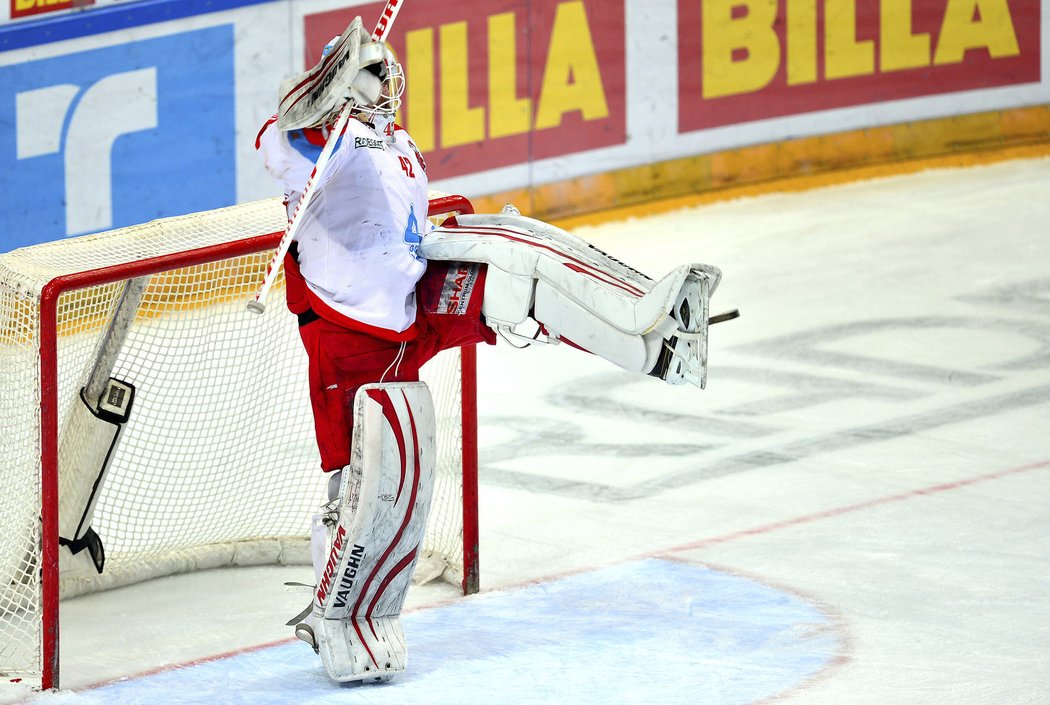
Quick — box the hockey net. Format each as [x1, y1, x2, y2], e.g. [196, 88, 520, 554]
[0, 194, 478, 689]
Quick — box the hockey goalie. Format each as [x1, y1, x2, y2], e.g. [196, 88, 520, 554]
[255, 16, 732, 683]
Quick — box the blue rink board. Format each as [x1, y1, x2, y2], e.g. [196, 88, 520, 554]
[45, 559, 841, 705]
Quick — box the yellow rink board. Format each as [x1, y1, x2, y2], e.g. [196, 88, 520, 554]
[472, 106, 1050, 229]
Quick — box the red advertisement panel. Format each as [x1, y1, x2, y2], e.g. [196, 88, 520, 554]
[678, 0, 1041, 131]
[10, 0, 95, 19]
[306, 0, 626, 180]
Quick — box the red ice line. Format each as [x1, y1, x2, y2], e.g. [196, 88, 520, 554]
[667, 458, 1050, 555]
[75, 459, 1050, 695]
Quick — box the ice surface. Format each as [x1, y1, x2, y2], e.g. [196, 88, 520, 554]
[29, 560, 843, 705]
[10, 157, 1050, 704]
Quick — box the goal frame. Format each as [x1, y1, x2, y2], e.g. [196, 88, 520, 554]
[34, 194, 479, 690]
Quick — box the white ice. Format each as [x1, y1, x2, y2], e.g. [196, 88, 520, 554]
[9, 156, 1050, 704]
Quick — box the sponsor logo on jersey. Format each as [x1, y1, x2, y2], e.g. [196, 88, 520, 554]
[354, 136, 387, 150]
[403, 205, 423, 261]
[1, 26, 235, 250]
[440, 263, 480, 315]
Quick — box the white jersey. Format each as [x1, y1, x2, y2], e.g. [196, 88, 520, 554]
[256, 115, 430, 337]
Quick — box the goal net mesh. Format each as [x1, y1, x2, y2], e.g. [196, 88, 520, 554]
[0, 197, 470, 681]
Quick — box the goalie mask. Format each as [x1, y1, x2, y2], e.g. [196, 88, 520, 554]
[352, 47, 404, 120]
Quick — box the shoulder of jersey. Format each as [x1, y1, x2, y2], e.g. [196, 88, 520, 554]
[255, 113, 279, 149]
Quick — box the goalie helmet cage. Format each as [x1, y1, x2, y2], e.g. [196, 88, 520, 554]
[0, 194, 479, 691]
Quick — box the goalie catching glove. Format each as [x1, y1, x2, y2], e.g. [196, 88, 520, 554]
[278, 16, 404, 130]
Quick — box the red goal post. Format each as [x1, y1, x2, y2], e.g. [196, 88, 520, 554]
[0, 194, 478, 691]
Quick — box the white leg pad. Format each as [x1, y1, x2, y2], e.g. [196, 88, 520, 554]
[314, 615, 408, 682]
[532, 280, 661, 372]
[310, 382, 436, 682]
[421, 213, 722, 386]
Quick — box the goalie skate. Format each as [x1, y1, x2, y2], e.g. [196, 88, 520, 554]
[652, 270, 713, 387]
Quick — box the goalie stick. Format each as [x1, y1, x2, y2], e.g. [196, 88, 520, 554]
[710, 309, 740, 325]
[247, 0, 407, 314]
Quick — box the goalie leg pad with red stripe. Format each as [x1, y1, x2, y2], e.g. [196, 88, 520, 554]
[420, 212, 722, 387]
[310, 382, 436, 682]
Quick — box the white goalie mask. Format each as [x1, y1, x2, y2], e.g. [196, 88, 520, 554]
[317, 34, 404, 122]
[356, 47, 405, 120]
